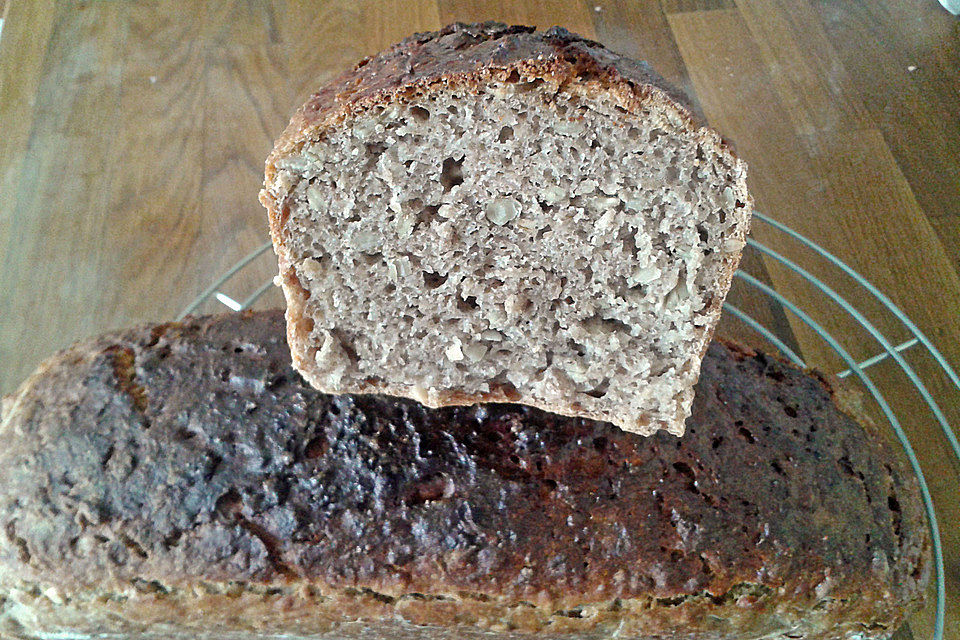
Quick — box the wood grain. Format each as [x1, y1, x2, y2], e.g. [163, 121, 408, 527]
[359, 0, 441, 51]
[660, 0, 735, 13]
[98, 1, 207, 328]
[438, 0, 596, 36]
[735, 0, 868, 136]
[0, 0, 56, 260]
[808, 0, 960, 226]
[0, 1, 125, 394]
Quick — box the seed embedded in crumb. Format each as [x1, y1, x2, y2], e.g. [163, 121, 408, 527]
[349, 230, 380, 252]
[484, 198, 521, 225]
[722, 238, 746, 253]
[445, 340, 465, 362]
[627, 265, 660, 287]
[722, 186, 736, 210]
[463, 343, 488, 362]
[539, 185, 565, 205]
[306, 184, 325, 210]
[395, 211, 416, 238]
[300, 258, 324, 280]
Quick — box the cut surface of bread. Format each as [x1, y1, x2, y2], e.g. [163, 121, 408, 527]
[261, 22, 752, 435]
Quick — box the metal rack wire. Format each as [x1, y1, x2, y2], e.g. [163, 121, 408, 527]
[181, 213, 959, 640]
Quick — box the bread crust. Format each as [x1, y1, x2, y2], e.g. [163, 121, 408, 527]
[0, 312, 928, 639]
[260, 22, 753, 435]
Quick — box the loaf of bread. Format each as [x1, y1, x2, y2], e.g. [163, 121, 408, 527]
[260, 22, 752, 436]
[0, 311, 927, 639]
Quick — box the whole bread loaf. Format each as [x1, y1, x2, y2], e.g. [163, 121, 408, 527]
[0, 311, 927, 639]
[261, 22, 753, 436]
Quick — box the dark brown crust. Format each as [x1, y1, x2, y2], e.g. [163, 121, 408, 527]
[0, 312, 928, 639]
[260, 22, 753, 435]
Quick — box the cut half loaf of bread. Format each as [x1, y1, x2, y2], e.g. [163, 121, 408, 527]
[261, 22, 753, 435]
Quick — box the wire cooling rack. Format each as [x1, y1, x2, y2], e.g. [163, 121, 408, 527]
[180, 212, 960, 640]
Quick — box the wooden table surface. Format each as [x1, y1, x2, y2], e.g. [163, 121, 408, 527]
[1, 0, 958, 636]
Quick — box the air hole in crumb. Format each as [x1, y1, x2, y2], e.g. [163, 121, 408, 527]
[265, 374, 290, 393]
[711, 436, 723, 449]
[505, 69, 521, 84]
[672, 461, 696, 482]
[409, 105, 430, 121]
[766, 369, 784, 382]
[458, 295, 479, 312]
[888, 496, 900, 513]
[597, 316, 630, 334]
[535, 225, 552, 242]
[665, 165, 680, 182]
[440, 156, 464, 190]
[385, 283, 396, 295]
[498, 126, 514, 142]
[586, 378, 610, 398]
[627, 127, 640, 140]
[215, 488, 243, 517]
[697, 224, 709, 244]
[737, 427, 756, 444]
[593, 437, 608, 452]
[423, 271, 448, 289]
[568, 339, 586, 357]
[783, 405, 798, 418]
[305, 436, 327, 459]
[364, 142, 386, 163]
[719, 209, 727, 223]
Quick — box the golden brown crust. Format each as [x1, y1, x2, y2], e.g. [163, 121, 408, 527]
[261, 21, 752, 435]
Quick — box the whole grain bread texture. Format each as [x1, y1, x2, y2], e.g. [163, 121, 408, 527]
[0, 311, 928, 639]
[260, 22, 753, 436]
